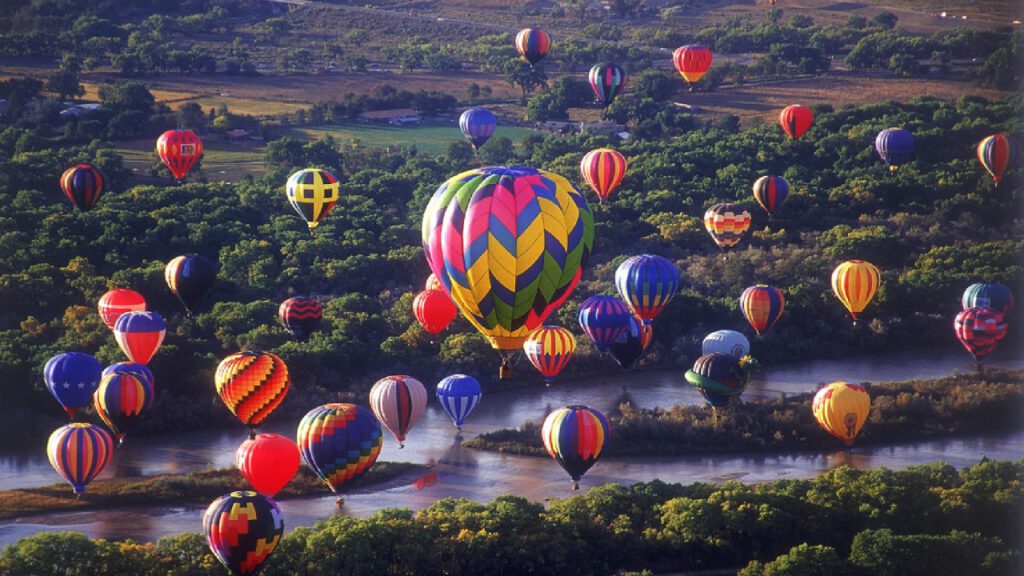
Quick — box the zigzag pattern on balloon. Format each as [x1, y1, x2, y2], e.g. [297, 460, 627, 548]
[215, 352, 290, 427]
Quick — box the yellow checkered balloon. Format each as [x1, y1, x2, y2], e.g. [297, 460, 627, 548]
[286, 168, 339, 233]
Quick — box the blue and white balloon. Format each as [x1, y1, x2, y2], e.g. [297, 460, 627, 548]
[436, 374, 482, 431]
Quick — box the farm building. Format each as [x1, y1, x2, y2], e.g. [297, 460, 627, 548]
[357, 108, 421, 125]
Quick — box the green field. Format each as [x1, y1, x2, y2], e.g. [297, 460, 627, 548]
[115, 138, 267, 181]
[276, 122, 539, 156]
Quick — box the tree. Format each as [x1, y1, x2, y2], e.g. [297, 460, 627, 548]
[176, 102, 206, 131]
[889, 52, 923, 77]
[98, 81, 155, 115]
[502, 59, 547, 100]
[739, 544, 850, 576]
[977, 47, 1021, 90]
[632, 69, 675, 101]
[45, 55, 84, 101]
[873, 11, 898, 30]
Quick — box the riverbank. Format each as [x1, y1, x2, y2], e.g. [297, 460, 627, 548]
[465, 369, 1024, 456]
[0, 462, 427, 521]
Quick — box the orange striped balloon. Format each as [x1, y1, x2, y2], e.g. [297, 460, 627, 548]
[47, 422, 115, 495]
[215, 351, 290, 430]
[580, 148, 627, 202]
[831, 260, 881, 321]
[704, 203, 751, 251]
[523, 325, 576, 385]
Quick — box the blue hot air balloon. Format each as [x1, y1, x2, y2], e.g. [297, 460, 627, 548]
[615, 255, 680, 325]
[435, 374, 483, 431]
[578, 295, 633, 354]
[875, 128, 914, 171]
[44, 352, 103, 419]
[459, 108, 496, 150]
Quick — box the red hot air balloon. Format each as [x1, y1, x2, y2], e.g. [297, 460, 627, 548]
[156, 129, 203, 179]
[672, 45, 713, 88]
[113, 311, 165, 365]
[954, 307, 1007, 362]
[278, 297, 323, 339]
[977, 134, 1019, 185]
[236, 434, 300, 497]
[580, 148, 627, 203]
[97, 289, 146, 330]
[413, 289, 458, 335]
[779, 105, 813, 140]
[60, 164, 106, 211]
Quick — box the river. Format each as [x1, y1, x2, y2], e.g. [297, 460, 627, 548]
[1, 345, 1021, 547]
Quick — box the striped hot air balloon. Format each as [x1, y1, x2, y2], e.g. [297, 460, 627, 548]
[203, 490, 284, 576]
[215, 351, 290, 431]
[685, 352, 750, 408]
[962, 283, 1014, 316]
[436, 374, 482, 431]
[739, 285, 785, 335]
[541, 405, 609, 490]
[459, 108, 496, 150]
[102, 362, 154, 389]
[515, 27, 551, 65]
[47, 423, 115, 496]
[577, 295, 633, 354]
[672, 45, 713, 86]
[156, 129, 202, 179]
[413, 288, 458, 335]
[94, 371, 155, 443]
[752, 175, 789, 217]
[779, 104, 813, 140]
[278, 296, 324, 339]
[608, 316, 649, 369]
[97, 289, 146, 330]
[523, 325, 576, 385]
[831, 260, 881, 322]
[580, 148, 627, 202]
[296, 403, 382, 494]
[44, 352, 103, 419]
[589, 62, 626, 106]
[286, 168, 340, 234]
[875, 128, 914, 172]
[59, 164, 106, 211]
[113, 311, 165, 365]
[954, 307, 1007, 362]
[615, 255, 680, 324]
[369, 375, 428, 448]
[812, 382, 870, 446]
[165, 254, 216, 316]
[977, 134, 1019, 184]
[704, 203, 752, 252]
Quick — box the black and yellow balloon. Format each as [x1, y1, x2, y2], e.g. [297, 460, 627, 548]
[286, 168, 339, 234]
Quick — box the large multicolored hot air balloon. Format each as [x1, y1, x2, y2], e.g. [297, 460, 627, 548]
[113, 311, 165, 365]
[44, 352, 102, 419]
[278, 296, 323, 339]
[962, 283, 1014, 316]
[216, 351, 290, 431]
[436, 374, 482, 431]
[615, 255, 680, 324]
[752, 175, 789, 217]
[60, 164, 106, 212]
[702, 330, 750, 359]
[156, 129, 202, 179]
[812, 382, 870, 446]
[739, 285, 784, 335]
[954, 307, 1007, 362]
[541, 405, 609, 490]
[165, 254, 216, 316]
[459, 108, 496, 150]
[236, 433, 300, 497]
[47, 423, 114, 496]
[421, 166, 594, 377]
[102, 362, 154, 389]
[580, 148, 627, 203]
[704, 203, 752, 252]
[589, 62, 626, 106]
[685, 353, 750, 408]
[203, 490, 284, 576]
[977, 133, 1019, 185]
[577, 295, 632, 354]
[286, 168, 340, 234]
[608, 316, 650, 369]
[875, 128, 914, 172]
[779, 105, 813, 140]
[97, 289, 146, 330]
[524, 325, 576, 385]
[94, 371, 155, 443]
[515, 27, 551, 65]
[413, 288, 458, 335]
[672, 45, 712, 87]
[369, 375, 427, 448]
[831, 260, 881, 322]
[296, 403, 382, 494]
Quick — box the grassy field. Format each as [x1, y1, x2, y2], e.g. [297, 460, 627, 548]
[115, 138, 267, 181]
[276, 122, 539, 156]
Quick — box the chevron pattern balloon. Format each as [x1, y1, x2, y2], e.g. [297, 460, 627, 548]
[215, 351, 290, 429]
[296, 403, 382, 493]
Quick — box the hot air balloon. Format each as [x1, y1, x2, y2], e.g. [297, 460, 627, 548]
[421, 166, 594, 378]
[515, 27, 551, 65]
[436, 374, 482, 431]
[875, 128, 914, 171]
[296, 403, 382, 494]
[278, 296, 323, 339]
[44, 352, 102, 419]
[608, 316, 649, 369]
[954, 307, 1007, 362]
[286, 168, 340, 234]
[812, 382, 870, 446]
[739, 285, 784, 335]
[97, 289, 146, 330]
[578, 295, 633, 354]
[203, 490, 284, 576]
[47, 423, 114, 497]
[425, 273, 442, 292]
[541, 405, 609, 490]
[615, 255, 680, 324]
[702, 330, 750, 359]
[672, 45, 712, 87]
[779, 104, 813, 140]
[589, 62, 626, 106]
[59, 164, 106, 212]
[962, 283, 1014, 316]
[156, 129, 202, 179]
[580, 148, 627, 203]
[102, 362, 154, 389]
[684, 353, 750, 408]
[413, 289, 458, 335]
[977, 133, 1019, 185]
[831, 260, 881, 322]
[752, 175, 789, 217]
[459, 108, 496, 150]
[165, 254, 216, 316]
[215, 351, 290, 432]
[236, 434, 300, 497]
[369, 375, 427, 448]
[113, 311, 165, 365]
[94, 371, 155, 443]
[704, 203, 752, 252]
[524, 325, 576, 385]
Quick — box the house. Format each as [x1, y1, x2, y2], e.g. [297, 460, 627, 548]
[579, 120, 627, 135]
[357, 108, 421, 125]
[59, 103, 102, 120]
[225, 129, 250, 141]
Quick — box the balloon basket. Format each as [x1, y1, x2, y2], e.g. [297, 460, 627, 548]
[499, 365, 512, 380]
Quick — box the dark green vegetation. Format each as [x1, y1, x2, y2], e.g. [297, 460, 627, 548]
[1, 460, 1021, 575]
[466, 370, 1024, 456]
[0, 462, 425, 521]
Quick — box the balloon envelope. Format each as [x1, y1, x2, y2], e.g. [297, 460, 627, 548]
[369, 375, 428, 447]
[203, 490, 284, 576]
[44, 352, 103, 418]
[704, 203, 751, 251]
[94, 371, 155, 442]
[977, 133, 1019, 184]
[113, 311, 165, 365]
[831, 260, 881, 321]
[702, 330, 750, 359]
[296, 403, 382, 493]
[436, 374, 482, 429]
[962, 283, 1014, 316]
[413, 288, 458, 335]
[752, 175, 789, 216]
[237, 434, 300, 497]
[60, 164, 106, 211]
[875, 128, 914, 170]
[515, 28, 551, 65]
[524, 325, 576, 384]
[580, 148, 627, 202]
[812, 382, 870, 446]
[589, 62, 626, 106]
[47, 423, 115, 495]
[97, 289, 146, 330]
[685, 353, 749, 407]
[739, 285, 785, 335]
[541, 405, 610, 490]
[156, 129, 202, 179]
[954, 307, 1007, 361]
[165, 254, 216, 315]
[779, 105, 813, 140]
[577, 295, 632, 354]
[286, 168, 340, 231]
[215, 351, 290, 429]
[459, 108, 496, 149]
[278, 296, 323, 339]
[615, 255, 680, 324]
[672, 45, 712, 84]
[608, 316, 648, 369]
